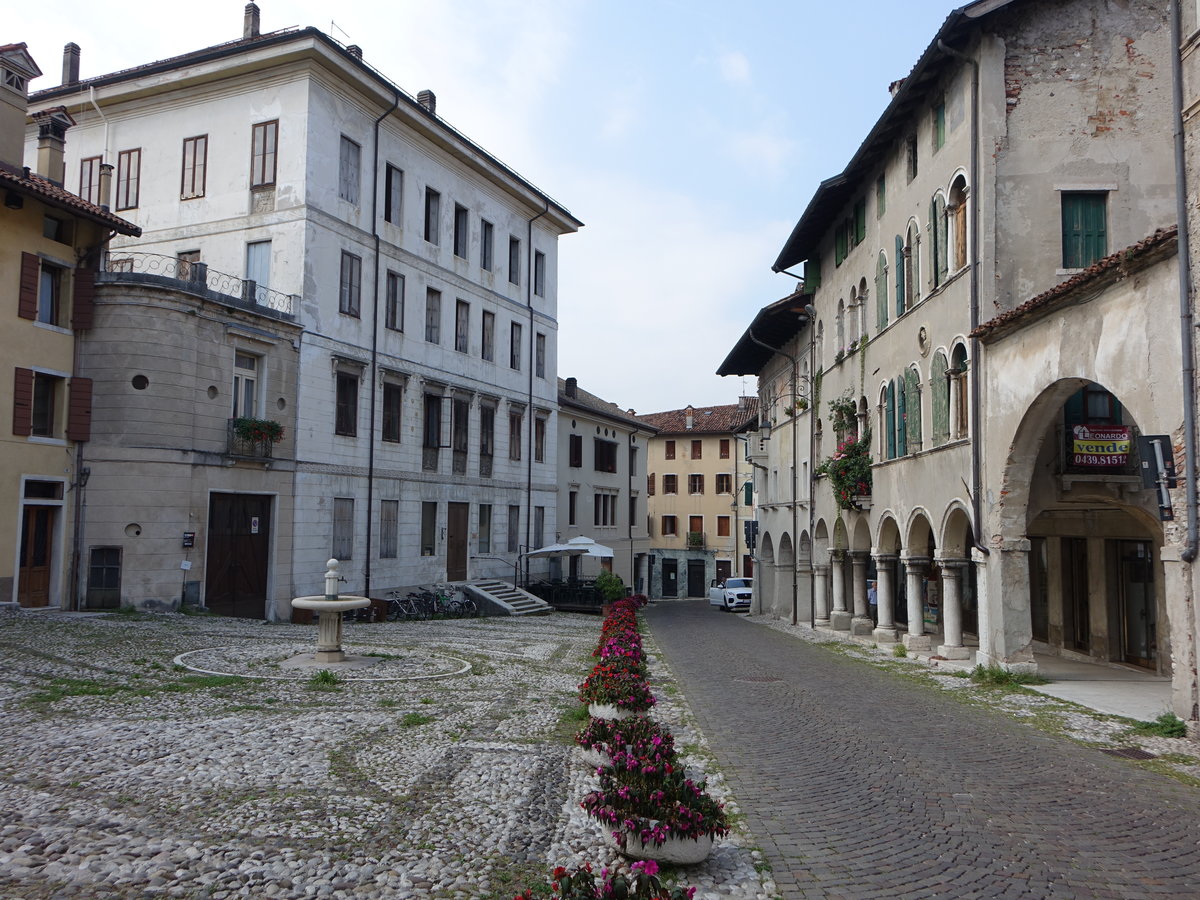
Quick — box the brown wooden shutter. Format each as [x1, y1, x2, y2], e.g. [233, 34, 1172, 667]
[71, 268, 96, 330]
[67, 377, 93, 442]
[19, 253, 39, 320]
[12, 367, 33, 436]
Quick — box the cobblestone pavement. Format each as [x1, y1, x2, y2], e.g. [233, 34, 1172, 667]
[644, 600, 1200, 900]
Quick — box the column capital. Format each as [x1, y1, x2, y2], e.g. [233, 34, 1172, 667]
[871, 551, 898, 563]
[900, 554, 931, 570]
[830, 548, 847, 562]
[813, 563, 831, 575]
[933, 553, 971, 568]
[849, 550, 871, 564]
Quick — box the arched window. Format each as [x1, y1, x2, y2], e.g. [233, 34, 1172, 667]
[848, 288, 859, 345]
[950, 176, 968, 272]
[905, 222, 921, 305]
[877, 385, 889, 458]
[886, 380, 898, 459]
[904, 366, 922, 453]
[931, 351, 949, 446]
[894, 235, 906, 317]
[896, 374, 907, 457]
[858, 277, 869, 340]
[857, 395, 869, 444]
[836, 299, 845, 355]
[951, 343, 969, 439]
[931, 193, 948, 288]
[876, 251, 889, 331]
[816, 320, 824, 373]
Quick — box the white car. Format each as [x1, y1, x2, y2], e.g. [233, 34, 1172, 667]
[709, 577, 753, 611]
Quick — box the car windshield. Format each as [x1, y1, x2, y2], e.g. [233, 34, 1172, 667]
[726, 578, 752, 588]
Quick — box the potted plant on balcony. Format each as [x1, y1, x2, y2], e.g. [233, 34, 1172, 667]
[816, 431, 873, 511]
[233, 417, 284, 444]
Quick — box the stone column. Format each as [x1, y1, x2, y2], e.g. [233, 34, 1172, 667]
[936, 556, 970, 659]
[872, 552, 898, 642]
[975, 538, 1036, 671]
[830, 551, 851, 631]
[902, 555, 932, 651]
[850, 552, 872, 635]
[813, 564, 830, 626]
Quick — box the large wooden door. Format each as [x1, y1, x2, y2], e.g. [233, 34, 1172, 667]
[687, 559, 707, 597]
[205, 493, 271, 619]
[18, 506, 54, 607]
[447, 502, 468, 581]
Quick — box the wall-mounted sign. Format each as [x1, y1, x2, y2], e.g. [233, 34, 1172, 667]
[182, 532, 195, 548]
[250, 516, 260, 534]
[1071, 425, 1130, 468]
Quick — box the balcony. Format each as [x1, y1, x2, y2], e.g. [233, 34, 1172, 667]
[100, 251, 297, 321]
[686, 531, 706, 550]
[227, 418, 278, 459]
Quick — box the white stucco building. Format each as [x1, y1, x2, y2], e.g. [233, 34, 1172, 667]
[25, 5, 580, 616]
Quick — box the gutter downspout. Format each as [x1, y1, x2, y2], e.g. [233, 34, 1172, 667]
[937, 39, 990, 561]
[364, 89, 401, 598]
[524, 201, 550, 585]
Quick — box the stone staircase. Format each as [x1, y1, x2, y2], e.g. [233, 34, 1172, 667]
[464, 580, 553, 616]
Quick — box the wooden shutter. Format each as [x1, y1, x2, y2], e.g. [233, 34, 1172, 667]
[12, 367, 34, 435]
[896, 376, 907, 457]
[67, 377, 93, 442]
[931, 352, 949, 446]
[935, 195, 948, 282]
[19, 253, 39, 320]
[894, 235, 905, 316]
[885, 381, 896, 459]
[71, 267, 96, 330]
[875, 253, 888, 331]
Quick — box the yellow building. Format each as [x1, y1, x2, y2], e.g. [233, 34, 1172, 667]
[639, 400, 758, 598]
[1, 43, 139, 607]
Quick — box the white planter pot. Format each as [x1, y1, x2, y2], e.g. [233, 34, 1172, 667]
[588, 702, 636, 721]
[620, 830, 714, 865]
[578, 745, 612, 769]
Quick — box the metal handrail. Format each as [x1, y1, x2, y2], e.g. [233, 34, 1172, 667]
[101, 250, 296, 317]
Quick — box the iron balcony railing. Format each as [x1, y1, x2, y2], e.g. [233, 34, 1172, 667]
[226, 418, 275, 459]
[100, 251, 297, 319]
[686, 531, 706, 549]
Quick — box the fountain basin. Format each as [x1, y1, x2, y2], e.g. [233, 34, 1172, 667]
[291, 594, 370, 663]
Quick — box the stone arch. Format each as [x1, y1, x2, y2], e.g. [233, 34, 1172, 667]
[758, 531, 776, 618]
[940, 502, 974, 556]
[833, 516, 849, 551]
[905, 508, 936, 558]
[876, 515, 902, 554]
[851, 516, 872, 552]
[814, 519, 831, 563]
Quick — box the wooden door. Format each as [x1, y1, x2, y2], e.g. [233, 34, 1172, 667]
[205, 493, 271, 619]
[687, 559, 706, 597]
[447, 502, 468, 581]
[661, 559, 678, 598]
[18, 506, 54, 607]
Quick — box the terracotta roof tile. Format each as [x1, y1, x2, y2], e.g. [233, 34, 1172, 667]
[637, 400, 759, 435]
[0, 162, 140, 235]
[972, 226, 1177, 341]
[558, 378, 655, 431]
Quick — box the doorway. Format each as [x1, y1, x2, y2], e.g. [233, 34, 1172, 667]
[1061, 537, 1090, 652]
[18, 505, 54, 607]
[205, 493, 271, 618]
[661, 559, 678, 598]
[447, 502, 469, 581]
[1116, 540, 1156, 669]
[715, 560, 732, 585]
[687, 559, 706, 597]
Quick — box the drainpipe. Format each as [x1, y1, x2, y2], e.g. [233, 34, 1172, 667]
[937, 39, 989, 560]
[524, 201, 550, 585]
[628, 430, 636, 588]
[364, 89, 401, 599]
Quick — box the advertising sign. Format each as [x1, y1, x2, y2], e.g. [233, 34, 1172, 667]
[1071, 425, 1130, 468]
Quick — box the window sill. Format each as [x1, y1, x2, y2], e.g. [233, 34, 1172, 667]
[27, 436, 68, 446]
[33, 321, 72, 336]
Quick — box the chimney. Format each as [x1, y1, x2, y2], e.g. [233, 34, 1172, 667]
[685, 405, 694, 430]
[565, 377, 577, 398]
[32, 107, 75, 185]
[62, 43, 80, 86]
[98, 162, 114, 210]
[417, 90, 436, 115]
[346, 45, 363, 59]
[888, 77, 905, 97]
[244, 3, 261, 39]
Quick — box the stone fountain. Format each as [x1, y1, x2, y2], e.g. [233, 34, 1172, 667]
[289, 559, 372, 664]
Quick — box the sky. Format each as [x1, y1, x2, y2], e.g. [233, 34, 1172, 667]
[16, 0, 960, 414]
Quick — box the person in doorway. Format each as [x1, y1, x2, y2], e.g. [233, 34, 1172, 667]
[867, 579, 878, 623]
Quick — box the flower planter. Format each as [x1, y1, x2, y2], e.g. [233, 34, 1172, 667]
[620, 830, 714, 865]
[578, 745, 612, 769]
[588, 702, 637, 721]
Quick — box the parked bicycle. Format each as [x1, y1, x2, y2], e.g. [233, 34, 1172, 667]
[385, 591, 428, 621]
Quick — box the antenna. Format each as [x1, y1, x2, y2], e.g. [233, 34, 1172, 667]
[328, 20, 353, 42]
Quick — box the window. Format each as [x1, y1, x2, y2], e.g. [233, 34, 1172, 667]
[594, 439, 618, 473]
[332, 498, 354, 560]
[380, 499, 398, 558]
[423, 393, 442, 471]
[691, 439, 702, 459]
[720, 439, 730, 459]
[569, 433, 583, 467]
[875, 251, 889, 331]
[717, 515, 731, 537]
[716, 473, 732, 494]
[875, 174, 886, 218]
[87, 547, 122, 607]
[853, 198, 867, 245]
[894, 234, 906, 317]
[27, 372, 64, 437]
[508, 236, 520, 285]
[647, 473, 656, 495]
[535, 417, 546, 462]
[1061, 192, 1107, 269]
[950, 176, 968, 272]
[421, 502, 437, 555]
[339, 251, 362, 317]
[386, 271, 404, 331]
[79, 156, 101, 204]
[507, 505, 520, 553]
[689, 515, 703, 537]
[481, 311, 495, 361]
[688, 474, 705, 495]
[453, 204, 469, 258]
[335, 372, 358, 436]
[455, 299, 470, 353]
[534, 250, 546, 296]
[424, 188, 440, 243]
[452, 397, 469, 473]
[535, 333, 546, 379]
[661, 515, 678, 536]
[338, 136, 360, 203]
[481, 220, 494, 271]
[568, 491, 577, 526]
[181, 135, 207, 199]
[479, 504, 492, 553]
[177, 250, 200, 281]
[384, 164, 403, 224]
[509, 410, 523, 460]
[931, 193, 948, 288]
[480, 404, 495, 475]
[952, 344, 969, 440]
[594, 492, 616, 527]
[250, 121, 278, 188]
[245, 240, 271, 304]
[382, 381, 403, 443]
[36, 262, 63, 326]
[933, 99, 946, 151]
[663, 474, 677, 494]
[665, 440, 676, 460]
[629, 446, 638, 476]
[931, 350, 950, 447]
[905, 134, 918, 182]
[425, 288, 441, 343]
[116, 148, 140, 210]
[510, 322, 522, 370]
[533, 506, 545, 549]
[233, 352, 258, 418]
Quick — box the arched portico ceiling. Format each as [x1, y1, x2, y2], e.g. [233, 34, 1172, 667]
[760, 531, 776, 563]
[941, 503, 974, 557]
[905, 508, 936, 556]
[779, 532, 795, 565]
[876, 515, 902, 553]
[833, 517, 849, 550]
[851, 516, 872, 552]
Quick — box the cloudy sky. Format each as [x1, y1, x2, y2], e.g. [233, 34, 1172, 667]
[18, 0, 957, 414]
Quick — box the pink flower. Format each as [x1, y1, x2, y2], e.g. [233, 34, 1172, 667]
[631, 859, 659, 877]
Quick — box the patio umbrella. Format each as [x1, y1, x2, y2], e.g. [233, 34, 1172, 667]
[566, 536, 615, 557]
[526, 541, 588, 558]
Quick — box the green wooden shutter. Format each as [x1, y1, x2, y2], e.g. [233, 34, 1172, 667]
[931, 352, 949, 446]
[905, 368, 921, 452]
[1061, 193, 1107, 268]
[875, 253, 888, 331]
[894, 235, 905, 316]
[854, 200, 867, 245]
[835, 226, 847, 266]
[743, 481, 753, 506]
[885, 381, 896, 459]
[806, 256, 821, 290]
[896, 375, 908, 456]
[934, 195, 948, 284]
